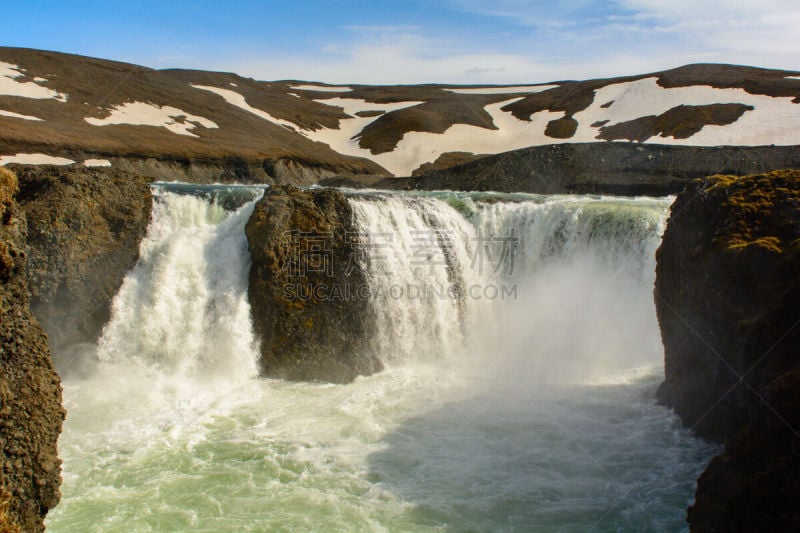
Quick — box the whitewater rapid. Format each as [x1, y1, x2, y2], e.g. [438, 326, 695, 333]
[46, 186, 718, 532]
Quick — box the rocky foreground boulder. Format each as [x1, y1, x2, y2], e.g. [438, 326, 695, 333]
[0, 168, 64, 532]
[245, 186, 381, 383]
[13, 166, 152, 372]
[654, 169, 800, 530]
[688, 370, 800, 531]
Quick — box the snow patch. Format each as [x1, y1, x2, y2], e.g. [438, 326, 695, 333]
[191, 85, 301, 132]
[360, 97, 564, 175]
[229, 82, 238, 87]
[83, 159, 112, 167]
[290, 84, 353, 93]
[785, 76, 800, 80]
[0, 109, 43, 121]
[572, 77, 800, 146]
[0, 153, 75, 166]
[303, 98, 571, 176]
[0, 61, 68, 101]
[444, 84, 558, 95]
[85, 102, 218, 137]
[288, 93, 301, 98]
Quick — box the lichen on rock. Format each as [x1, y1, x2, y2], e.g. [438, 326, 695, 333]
[654, 168, 800, 530]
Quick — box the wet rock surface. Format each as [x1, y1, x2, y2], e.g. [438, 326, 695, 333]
[245, 185, 381, 383]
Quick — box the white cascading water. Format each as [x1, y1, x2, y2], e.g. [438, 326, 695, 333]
[47, 187, 718, 533]
[348, 196, 486, 362]
[470, 196, 670, 385]
[95, 188, 260, 380]
[348, 193, 668, 384]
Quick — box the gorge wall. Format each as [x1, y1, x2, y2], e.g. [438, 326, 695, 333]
[654, 169, 800, 530]
[2, 159, 797, 529]
[0, 168, 64, 532]
[107, 156, 340, 186]
[13, 166, 152, 374]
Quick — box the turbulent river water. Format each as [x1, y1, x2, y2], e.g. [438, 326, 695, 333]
[46, 184, 717, 532]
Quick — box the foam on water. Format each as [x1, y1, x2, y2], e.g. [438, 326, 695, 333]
[47, 188, 717, 532]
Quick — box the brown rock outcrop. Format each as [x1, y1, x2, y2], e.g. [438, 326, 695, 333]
[13, 165, 152, 371]
[654, 169, 800, 530]
[0, 168, 64, 532]
[655, 169, 800, 440]
[245, 186, 381, 383]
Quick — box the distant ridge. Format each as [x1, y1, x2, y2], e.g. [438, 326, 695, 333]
[0, 47, 798, 180]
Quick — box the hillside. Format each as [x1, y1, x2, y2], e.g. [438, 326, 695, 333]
[1, 47, 798, 180]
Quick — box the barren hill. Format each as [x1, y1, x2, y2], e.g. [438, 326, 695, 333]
[1, 47, 798, 182]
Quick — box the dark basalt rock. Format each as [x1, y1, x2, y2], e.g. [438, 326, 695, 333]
[411, 151, 485, 176]
[688, 370, 800, 532]
[653, 169, 800, 530]
[655, 169, 800, 440]
[12, 165, 152, 371]
[0, 168, 64, 533]
[245, 185, 382, 383]
[378, 143, 800, 196]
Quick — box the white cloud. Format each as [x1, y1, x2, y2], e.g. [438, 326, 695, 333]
[220, 24, 714, 85]
[183, 3, 798, 84]
[222, 27, 567, 84]
[615, 0, 800, 68]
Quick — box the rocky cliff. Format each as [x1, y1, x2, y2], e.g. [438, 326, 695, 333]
[374, 144, 800, 196]
[654, 169, 800, 529]
[108, 156, 339, 186]
[245, 186, 382, 383]
[0, 168, 64, 532]
[13, 165, 152, 373]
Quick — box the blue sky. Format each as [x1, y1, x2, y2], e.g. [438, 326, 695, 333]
[4, 0, 799, 83]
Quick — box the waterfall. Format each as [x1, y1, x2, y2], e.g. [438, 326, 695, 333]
[348, 195, 483, 362]
[49, 187, 715, 533]
[349, 193, 670, 383]
[95, 187, 670, 382]
[95, 185, 263, 380]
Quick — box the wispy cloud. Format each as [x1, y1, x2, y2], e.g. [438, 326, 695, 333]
[618, 0, 800, 60]
[118, 1, 800, 83]
[445, 0, 606, 28]
[223, 37, 701, 85]
[446, 0, 800, 70]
